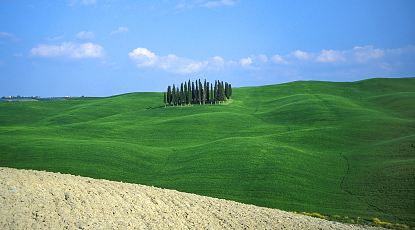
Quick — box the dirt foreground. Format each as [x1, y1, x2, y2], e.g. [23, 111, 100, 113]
[0, 167, 381, 229]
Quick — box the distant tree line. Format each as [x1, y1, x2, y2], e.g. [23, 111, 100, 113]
[164, 79, 232, 106]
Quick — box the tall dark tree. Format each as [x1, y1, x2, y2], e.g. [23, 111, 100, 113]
[191, 81, 195, 103]
[203, 79, 207, 104]
[184, 81, 188, 104]
[167, 86, 172, 105]
[214, 80, 218, 103]
[176, 87, 180, 106]
[195, 81, 199, 104]
[222, 81, 226, 101]
[218, 81, 225, 102]
[228, 84, 232, 98]
[172, 84, 176, 106]
[217, 80, 221, 102]
[187, 80, 191, 104]
[206, 81, 210, 103]
[198, 79, 203, 104]
[180, 83, 184, 105]
[225, 82, 229, 99]
[210, 83, 214, 104]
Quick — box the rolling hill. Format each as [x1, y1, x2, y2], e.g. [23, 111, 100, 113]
[0, 77, 414, 226]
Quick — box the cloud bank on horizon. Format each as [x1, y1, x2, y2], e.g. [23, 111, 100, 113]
[127, 45, 414, 74]
[0, 0, 414, 96]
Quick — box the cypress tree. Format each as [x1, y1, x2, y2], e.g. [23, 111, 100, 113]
[195, 81, 199, 104]
[180, 83, 184, 105]
[198, 79, 202, 104]
[191, 81, 195, 103]
[172, 84, 176, 106]
[206, 81, 210, 103]
[221, 81, 225, 101]
[229, 84, 232, 98]
[187, 80, 191, 104]
[225, 82, 229, 99]
[210, 83, 214, 104]
[178, 84, 181, 105]
[203, 79, 207, 104]
[217, 81, 223, 102]
[221, 81, 224, 101]
[167, 86, 172, 105]
[224, 82, 227, 99]
[217, 80, 221, 102]
[214, 80, 218, 103]
[184, 81, 188, 104]
[201, 80, 203, 104]
[176, 87, 180, 106]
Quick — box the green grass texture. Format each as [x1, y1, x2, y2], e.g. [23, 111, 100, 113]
[1, 77, 414, 226]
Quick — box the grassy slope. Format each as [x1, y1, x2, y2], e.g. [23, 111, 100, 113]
[0, 78, 414, 226]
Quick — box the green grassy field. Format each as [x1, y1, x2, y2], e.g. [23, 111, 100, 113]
[1, 78, 414, 226]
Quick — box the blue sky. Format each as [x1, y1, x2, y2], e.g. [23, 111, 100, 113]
[0, 0, 414, 96]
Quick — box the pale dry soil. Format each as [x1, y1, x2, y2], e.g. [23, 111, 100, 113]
[0, 167, 382, 229]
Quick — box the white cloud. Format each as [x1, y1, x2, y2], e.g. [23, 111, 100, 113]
[353, 46, 384, 62]
[129, 47, 209, 74]
[76, 31, 95, 40]
[239, 57, 253, 67]
[238, 55, 268, 68]
[110, 27, 129, 35]
[287, 46, 385, 63]
[31, 42, 103, 58]
[256, 54, 268, 63]
[271, 54, 287, 64]
[210, 56, 225, 68]
[128, 45, 409, 75]
[128, 48, 157, 66]
[211, 56, 225, 64]
[159, 55, 208, 74]
[292, 50, 311, 60]
[316, 49, 345, 63]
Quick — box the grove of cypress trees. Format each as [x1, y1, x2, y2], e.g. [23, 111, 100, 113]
[164, 79, 231, 106]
